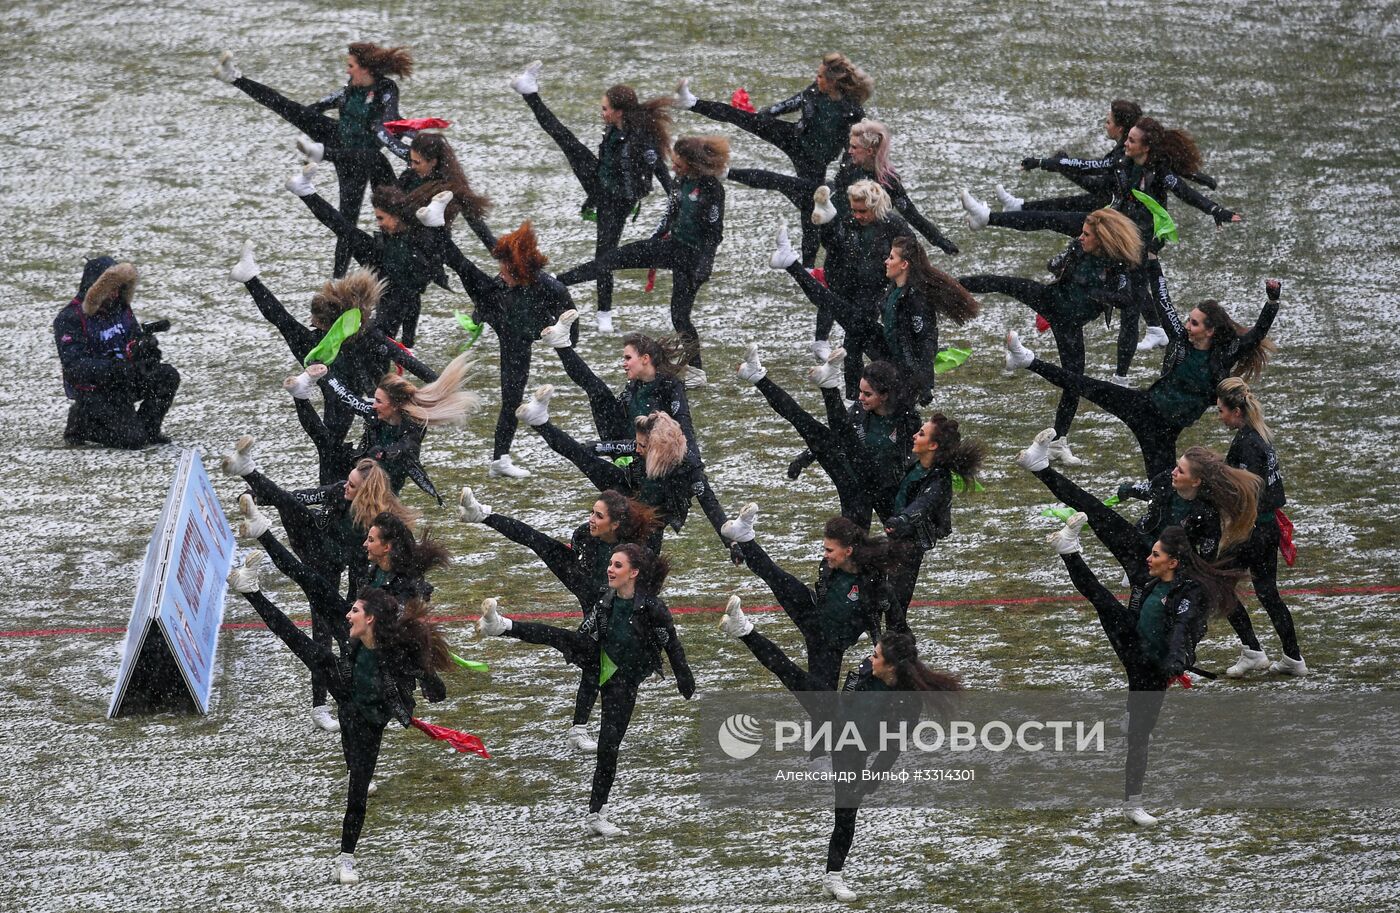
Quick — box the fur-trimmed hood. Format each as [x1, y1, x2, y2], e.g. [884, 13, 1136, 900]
[78, 257, 137, 316]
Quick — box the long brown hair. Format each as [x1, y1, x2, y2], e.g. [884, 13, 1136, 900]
[597, 489, 663, 545]
[348, 42, 413, 79]
[611, 542, 670, 596]
[1156, 526, 1246, 620]
[820, 52, 874, 103]
[1134, 116, 1202, 176]
[356, 588, 450, 672]
[672, 135, 729, 177]
[876, 631, 962, 717]
[406, 132, 491, 221]
[621, 331, 693, 378]
[371, 512, 452, 578]
[605, 84, 673, 156]
[1196, 300, 1276, 381]
[1181, 446, 1261, 554]
[891, 236, 980, 324]
[824, 515, 894, 573]
[926, 413, 985, 482]
[1110, 99, 1142, 132]
[309, 268, 382, 333]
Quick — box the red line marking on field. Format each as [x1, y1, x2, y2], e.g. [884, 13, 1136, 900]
[3, 584, 1397, 640]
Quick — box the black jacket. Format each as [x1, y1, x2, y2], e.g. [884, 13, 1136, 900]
[578, 590, 694, 696]
[1153, 289, 1278, 399]
[55, 258, 160, 398]
[1119, 471, 1222, 560]
[474, 271, 574, 344]
[311, 76, 410, 159]
[1045, 240, 1134, 323]
[593, 126, 673, 205]
[830, 157, 956, 254]
[865, 282, 939, 402]
[885, 464, 954, 552]
[815, 559, 903, 639]
[824, 212, 913, 303]
[323, 376, 441, 504]
[841, 400, 922, 498]
[1227, 426, 1286, 516]
[1127, 576, 1210, 677]
[766, 83, 864, 171]
[627, 452, 728, 535]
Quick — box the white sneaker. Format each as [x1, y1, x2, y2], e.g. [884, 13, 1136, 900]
[809, 339, 832, 363]
[736, 344, 766, 383]
[566, 725, 598, 753]
[808, 347, 846, 389]
[1225, 647, 1271, 678]
[331, 852, 359, 885]
[221, 434, 257, 476]
[488, 454, 532, 478]
[1004, 330, 1034, 370]
[1269, 654, 1308, 676]
[583, 808, 623, 837]
[510, 59, 542, 96]
[994, 182, 1023, 212]
[1016, 428, 1057, 472]
[596, 310, 615, 334]
[230, 239, 259, 283]
[478, 597, 512, 637]
[770, 221, 798, 269]
[822, 871, 858, 902]
[721, 502, 758, 543]
[811, 185, 838, 225]
[1110, 374, 1130, 387]
[674, 77, 696, 110]
[296, 134, 324, 164]
[457, 486, 491, 523]
[211, 50, 241, 83]
[1048, 435, 1083, 466]
[285, 163, 317, 197]
[540, 309, 578, 348]
[367, 778, 378, 796]
[237, 493, 270, 540]
[310, 704, 340, 733]
[1123, 797, 1159, 827]
[514, 383, 554, 428]
[1136, 325, 1169, 352]
[718, 594, 753, 637]
[283, 369, 321, 400]
[1047, 512, 1087, 555]
[416, 189, 453, 228]
[684, 366, 708, 388]
[960, 188, 990, 230]
[227, 550, 263, 593]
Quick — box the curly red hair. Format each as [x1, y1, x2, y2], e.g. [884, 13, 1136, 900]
[492, 221, 548, 286]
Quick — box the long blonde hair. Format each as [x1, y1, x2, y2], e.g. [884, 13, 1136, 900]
[378, 352, 479, 427]
[1216, 378, 1272, 443]
[349, 458, 418, 530]
[1083, 209, 1144, 266]
[635, 412, 686, 478]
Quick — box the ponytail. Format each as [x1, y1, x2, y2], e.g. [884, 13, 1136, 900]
[926, 413, 986, 482]
[1217, 377, 1272, 443]
[891, 236, 980, 324]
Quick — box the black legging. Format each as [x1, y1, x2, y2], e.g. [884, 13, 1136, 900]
[728, 167, 821, 266]
[505, 621, 643, 811]
[1033, 466, 1151, 573]
[782, 262, 881, 398]
[690, 98, 830, 180]
[66, 364, 180, 449]
[554, 345, 631, 441]
[244, 278, 355, 442]
[1025, 357, 1186, 479]
[258, 529, 350, 707]
[231, 76, 396, 276]
[484, 516, 602, 727]
[1023, 192, 1104, 212]
[733, 540, 853, 689]
[244, 470, 364, 597]
[522, 92, 634, 314]
[559, 238, 708, 368]
[1058, 554, 1169, 800]
[1225, 520, 1301, 659]
[753, 376, 875, 528]
[736, 628, 879, 872]
[959, 275, 1091, 438]
[241, 590, 385, 852]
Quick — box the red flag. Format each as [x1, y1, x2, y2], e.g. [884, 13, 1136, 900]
[383, 117, 452, 135]
[809, 267, 828, 288]
[730, 88, 756, 113]
[1169, 674, 1193, 689]
[410, 718, 491, 758]
[386, 337, 414, 375]
[1035, 314, 1051, 334]
[1275, 509, 1296, 567]
[645, 268, 657, 292]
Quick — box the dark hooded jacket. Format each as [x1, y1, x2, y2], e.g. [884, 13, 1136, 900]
[55, 258, 158, 398]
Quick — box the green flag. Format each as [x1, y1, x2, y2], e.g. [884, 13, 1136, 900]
[1130, 191, 1178, 244]
[599, 650, 618, 686]
[950, 471, 985, 494]
[449, 652, 489, 673]
[303, 308, 361, 367]
[455, 310, 484, 350]
[934, 346, 971, 375]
